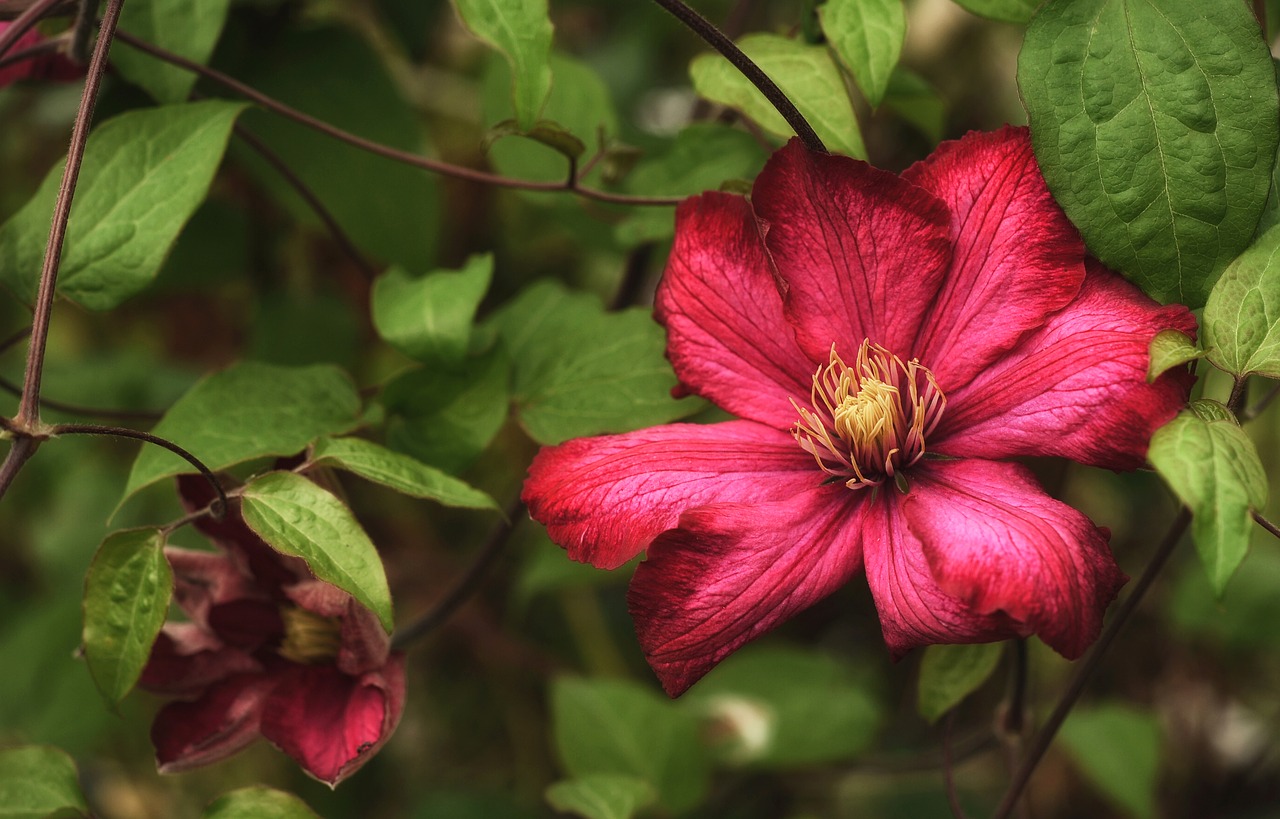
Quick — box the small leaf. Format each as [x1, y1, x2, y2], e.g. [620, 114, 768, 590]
[1204, 225, 1280, 378]
[0, 101, 246, 310]
[240, 471, 393, 632]
[819, 0, 905, 108]
[1060, 704, 1162, 819]
[372, 255, 493, 365]
[0, 746, 88, 819]
[203, 786, 320, 819]
[452, 0, 553, 130]
[545, 776, 656, 819]
[1149, 408, 1269, 594]
[483, 120, 586, 161]
[121, 362, 360, 504]
[691, 33, 865, 159]
[1019, 0, 1280, 306]
[114, 0, 231, 103]
[917, 643, 1004, 724]
[311, 436, 499, 512]
[1147, 329, 1202, 382]
[82, 529, 172, 707]
[952, 0, 1040, 24]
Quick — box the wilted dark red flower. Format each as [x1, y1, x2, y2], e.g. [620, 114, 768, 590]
[524, 127, 1195, 696]
[140, 475, 405, 786]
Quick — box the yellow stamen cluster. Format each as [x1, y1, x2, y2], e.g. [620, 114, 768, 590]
[278, 605, 344, 664]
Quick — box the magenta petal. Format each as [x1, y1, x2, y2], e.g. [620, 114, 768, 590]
[752, 140, 952, 362]
[656, 192, 817, 428]
[935, 259, 1196, 469]
[902, 127, 1086, 389]
[628, 486, 863, 696]
[152, 673, 273, 774]
[0, 24, 42, 87]
[165, 546, 261, 625]
[904, 460, 1127, 659]
[140, 624, 262, 696]
[260, 655, 406, 786]
[524, 421, 819, 570]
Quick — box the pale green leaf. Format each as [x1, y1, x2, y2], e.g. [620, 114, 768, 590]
[372, 255, 492, 365]
[240, 471, 393, 633]
[691, 33, 865, 159]
[115, 0, 231, 103]
[0, 100, 245, 310]
[203, 786, 320, 819]
[820, 0, 906, 108]
[917, 642, 1004, 724]
[1204, 225, 1280, 377]
[545, 776, 656, 819]
[1147, 329, 1202, 382]
[311, 436, 498, 512]
[453, 0, 553, 130]
[1061, 704, 1162, 819]
[953, 0, 1040, 24]
[0, 746, 87, 819]
[82, 529, 172, 707]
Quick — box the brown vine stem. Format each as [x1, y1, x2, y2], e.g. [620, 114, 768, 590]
[0, 33, 60, 72]
[648, 0, 827, 154]
[0, 373, 161, 420]
[943, 713, 970, 819]
[110, 30, 683, 207]
[1252, 510, 1280, 540]
[0, 0, 61, 59]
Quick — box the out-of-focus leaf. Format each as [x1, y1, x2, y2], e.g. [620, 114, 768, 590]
[883, 68, 945, 143]
[0, 101, 244, 310]
[122, 362, 361, 503]
[115, 0, 231, 103]
[311, 436, 499, 511]
[952, 0, 1039, 24]
[0, 746, 88, 819]
[545, 776, 656, 819]
[82, 529, 172, 707]
[203, 786, 320, 819]
[491, 280, 702, 444]
[516, 527, 636, 604]
[1019, 0, 1279, 306]
[819, 0, 905, 108]
[1060, 704, 1162, 819]
[452, 0, 553, 130]
[1169, 543, 1280, 649]
[483, 120, 585, 161]
[916, 643, 1004, 724]
[1147, 329, 1202, 382]
[372, 255, 493, 366]
[691, 33, 865, 159]
[240, 470, 393, 633]
[1203, 225, 1280, 378]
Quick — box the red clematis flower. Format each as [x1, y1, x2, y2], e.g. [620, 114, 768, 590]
[524, 127, 1195, 697]
[139, 475, 405, 786]
[0, 23, 82, 87]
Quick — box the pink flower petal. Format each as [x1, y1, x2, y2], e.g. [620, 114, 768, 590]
[165, 546, 262, 625]
[903, 460, 1128, 659]
[902, 127, 1086, 388]
[752, 140, 952, 362]
[0, 23, 43, 87]
[152, 673, 273, 774]
[934, 259, 1195, 469]
[627, 486, 863, 696]
[260, 655, 406, 786]
[656, 192, 816, 428]
[140, 624, 262, 696]
[524, 421, 819, 570]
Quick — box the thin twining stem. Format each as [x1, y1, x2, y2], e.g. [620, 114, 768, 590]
[648, 0, 827, 154]
[1242, 381, 1280, 422]
[0, 373, 161, 420]
[110, 29, 683, 208]
[0, 0, 61, 59]
[0, 33, 61, 72]
[1253, 510, 1280, 540]
[943, 713, 971, 819]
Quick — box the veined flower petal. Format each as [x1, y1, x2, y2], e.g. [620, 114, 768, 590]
[628, 486, 864, 696]
[152, 674, 274, 774]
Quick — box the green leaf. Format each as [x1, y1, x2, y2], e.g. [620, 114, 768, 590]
[372, 255, 493, 365]
[1060, 704, 1162, 819]
[683, 645, 882, 766]
[1147, 329, 1202, 382]
[552, 677, 710, 814]
[1149, 408, 1269, 594]
[952, 0, 1040, 24]
[916, 642, 1004, 724]
[82, 528, 172, 707]
[311, 436, 499, 512]
[483, 119, 586, 161]
[819, 0, 905, 108]
[203, 786, 320, 819]
[0, 100, 245, 310]
[882, 68, 946, 143]
[691, 33, 866, 159]
[240, 471, 393, 633]
[122, 362, 361, 503]
[1204, 225, 1280, 378]
[1169, 543, 1280, 649]
[545, 776, 656, 819]
[0, 746, 88, 819]
[452, 0, 554, 130]
[1019, 0, 1279, 306]
[115, 0, 231, 103]
[491, 281, 702, 445]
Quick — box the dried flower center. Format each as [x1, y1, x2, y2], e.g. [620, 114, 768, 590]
[278, 606, 343, 664]
[792, 340, 946, 490]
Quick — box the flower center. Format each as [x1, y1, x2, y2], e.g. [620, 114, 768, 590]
[792, 340, 946, 490]
[278, 605, 343, 664]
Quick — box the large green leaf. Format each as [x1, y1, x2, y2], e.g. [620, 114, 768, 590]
[311, 436, 498, 512]
[491, 281, 702, 444]
[1060, 704, 1162, 819]
[203, 786, 320, 819]
[819, 0, 905, 108]
[0, 746, 88, 819]
[372, 255, 493, 365]
[452, 0, 553, 130]
[544, 776, 656, 819]
[0, 100, 245, 310]
[240, 471, 393, 633]
[916, 642, 1004, 724]
[552, 677, 710, 814]
[82, 528, 172, 707]
[1203, 225, 1280, 378]
[115, 0, 231, 103]
[1019, 0, 1279, 306]
[1149, 402, 1269, 594]
[122, 362, 361, 502]
[691, 33, 864, 159]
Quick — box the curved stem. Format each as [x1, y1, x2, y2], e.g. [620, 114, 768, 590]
[0, 326, 30, 354]
[0, 0, 60, 59]
[943, 712, 970, 819]
[1242, 381, 1280, 422]
[0, 34, 60, 71]
[0, 435, 41, 498]
[648, 0, 826, 153]
[0, 373, 161, 420]
[1253, 510, 1280, 540]
[68, 0, 98, 62]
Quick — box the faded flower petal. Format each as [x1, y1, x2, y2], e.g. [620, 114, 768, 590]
[152, 674, 274, 773]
